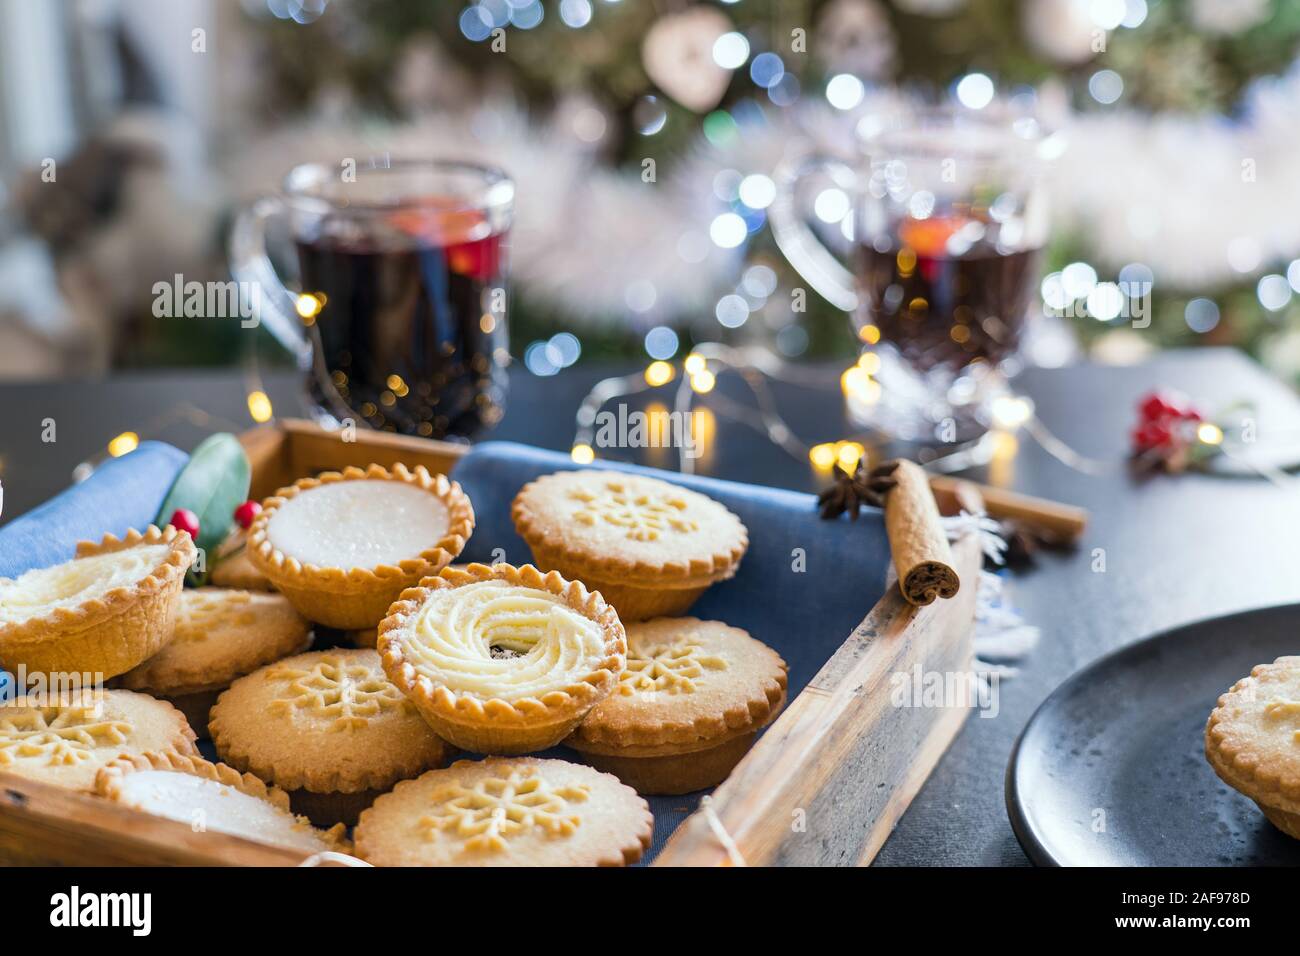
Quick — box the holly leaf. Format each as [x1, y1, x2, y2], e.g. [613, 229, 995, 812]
[154, 433, 250, 584]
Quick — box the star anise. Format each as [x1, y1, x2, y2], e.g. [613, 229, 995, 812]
[1001, 519, 1073, 567]
[817, 459, 899, 520]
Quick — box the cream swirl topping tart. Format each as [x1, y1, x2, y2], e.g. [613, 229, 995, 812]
[404, 580, 608, 702]
[380, 563, 626, 754]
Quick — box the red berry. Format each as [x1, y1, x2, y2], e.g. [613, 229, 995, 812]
[233, 499, 262, 530]
[169, 508, 200, 539]
[1132, 421, 1172, 451]
[1138, 391, 1187, 422]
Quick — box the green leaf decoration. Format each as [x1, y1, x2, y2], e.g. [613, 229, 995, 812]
[154, 433, 251, 585]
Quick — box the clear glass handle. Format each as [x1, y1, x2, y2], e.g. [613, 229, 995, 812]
[229, 196, 312, 369]
[770, 155, 860, 313]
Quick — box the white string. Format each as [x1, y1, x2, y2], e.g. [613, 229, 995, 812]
[699, 795, 748, 867]
[941, 510, 1008, 565]
[942, 516, 1040, 680]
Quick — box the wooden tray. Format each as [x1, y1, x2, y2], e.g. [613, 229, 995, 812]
[0, 419, 981, 867]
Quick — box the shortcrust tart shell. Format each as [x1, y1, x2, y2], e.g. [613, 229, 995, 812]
[117, 587, 312, 737]
[511, 470, 747, 622]
[0, 690, 197, 791]
[566, 617, 787, 794]
[246, 463, 474, 629]
[209, 648, 452, 826]
[0, 525, 195, 678]
[354, 756, 652, 867]
[210, 547, 275, 591]
[1205, 656, 1300, 840]
[378, 563, 627, 754]
[95, 750, 348, 853]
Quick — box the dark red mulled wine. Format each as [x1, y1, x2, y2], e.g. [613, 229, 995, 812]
[855, 214, 1041, 371]
[296, 208, 509, 439]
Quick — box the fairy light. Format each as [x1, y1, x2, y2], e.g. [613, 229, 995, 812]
[809, 442, 836, 471]
[691, 406, 716, 464]
[840, 366, 872, 397]
[247, 390, 274, 423]
[989, 431, 1019, 487]
[571, 443, 595, 464]
[684, 353, 707, 375]
[295, 293, 324, 322]
[835, 441, 865, 471]
[1197, 422, 1224, 446]
[856, 352, 881, 374]
[690, 369, 717, 394]
[858, 325, 881, 345]
[990, 395, 1034, 431]
[107, 431, 139, 458]
[644, 361, 675, 387]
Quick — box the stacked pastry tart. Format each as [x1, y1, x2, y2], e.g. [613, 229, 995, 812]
[0, 460, 790, 868]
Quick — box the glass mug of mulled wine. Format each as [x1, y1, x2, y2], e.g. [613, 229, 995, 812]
[230, 158, 513, 439]
[771, 107, 1055, 446]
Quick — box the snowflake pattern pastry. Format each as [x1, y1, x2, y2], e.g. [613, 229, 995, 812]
[353, 757, 653, 867]
[209, 649, 452, 826]
[0, 690, 196, 791]
[568, 480, 699, 542]
[566, 619, 788, 795]
[1264, 700, 1300, 743]
[0, 707, 132, 768]
[512, 470, 748, 622]
[268, 654, 411, 731]
[421, 764, 591, 853]
[620, 639, 727, 695]
[1206, 656, 1300, 842]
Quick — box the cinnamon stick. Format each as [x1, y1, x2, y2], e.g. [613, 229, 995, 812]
[928, 475, 1087, 543]
[884, 459, 960, 606]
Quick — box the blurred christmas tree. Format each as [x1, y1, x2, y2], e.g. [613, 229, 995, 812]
[244, 0, 1300, 378]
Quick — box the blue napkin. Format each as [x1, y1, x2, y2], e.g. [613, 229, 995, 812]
[0, 441, 189, 579]
[450, 441, 893, 859]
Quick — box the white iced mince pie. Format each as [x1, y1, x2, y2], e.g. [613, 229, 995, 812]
[95, 751, 348, 854]
[379, 563, 626, 754]
[0, 525, 195, 678]
[246, 463, 474, 629]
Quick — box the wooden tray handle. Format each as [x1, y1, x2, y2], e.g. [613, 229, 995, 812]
[884, 460, 959, 606]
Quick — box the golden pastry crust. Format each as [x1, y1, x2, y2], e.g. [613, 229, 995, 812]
[209, 648, 451, 796]
[511, 470, 747, 589]
[118, 588, 311, 696]
[95, 751, 349, 852]
[354, 757, 653, 867]
[1206, 656, 1300, 820]
[246, 464, 474, 629]
[0, 525, 195, 678]
[210, 548, 275, 591]
[0, 690, 197, 791]
[567, 618, 787, 755]
[575, 731, 763, 795]
[378, 563, 626, 754]
[511, 470, 746, 621]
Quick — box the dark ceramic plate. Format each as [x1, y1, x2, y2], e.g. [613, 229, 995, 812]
[1007, 604, 1300, 866]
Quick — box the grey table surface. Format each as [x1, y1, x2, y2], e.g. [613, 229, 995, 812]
[2, 346, 1299, 866]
